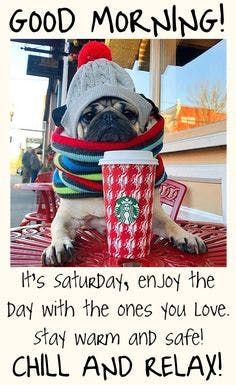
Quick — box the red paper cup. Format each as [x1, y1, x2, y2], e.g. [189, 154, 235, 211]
[99, 151, 158, 260]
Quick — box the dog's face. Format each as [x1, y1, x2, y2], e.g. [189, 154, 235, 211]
[52, 95, 159, 141]
[77, 97, 143, 142]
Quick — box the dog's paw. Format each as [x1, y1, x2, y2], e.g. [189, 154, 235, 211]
[170, 231, 207, 254]
[42, 238, 75, 266]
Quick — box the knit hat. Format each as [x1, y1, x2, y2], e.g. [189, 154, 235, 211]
[61, 41, 153, 137]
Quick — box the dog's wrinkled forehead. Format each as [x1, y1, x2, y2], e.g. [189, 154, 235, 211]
[82, 97, 138, 114]
[93, 97, 121, 108]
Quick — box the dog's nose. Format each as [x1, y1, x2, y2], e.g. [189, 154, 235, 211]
[101, 111, 114, 123]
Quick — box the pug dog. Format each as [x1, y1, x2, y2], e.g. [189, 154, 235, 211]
[43, 96, 207, 265]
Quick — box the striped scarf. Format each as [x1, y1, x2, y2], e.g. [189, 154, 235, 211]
[51, 116, 167, 199]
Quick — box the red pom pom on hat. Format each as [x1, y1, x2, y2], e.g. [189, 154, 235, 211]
[77, 41, 112, 68]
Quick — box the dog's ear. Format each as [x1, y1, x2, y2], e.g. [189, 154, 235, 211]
[139, 94, 160, 119]
[52, 105, 67, 126]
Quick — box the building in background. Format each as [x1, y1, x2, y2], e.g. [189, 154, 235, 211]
[10, 39, 65, 169]
[150, 39, 226, 224]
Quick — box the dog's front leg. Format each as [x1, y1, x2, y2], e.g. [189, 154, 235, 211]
[153, 190, 207, 254]
[42, 205, 84, 266]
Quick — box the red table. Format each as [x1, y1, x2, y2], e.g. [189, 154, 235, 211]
[11, 221, 226, 267]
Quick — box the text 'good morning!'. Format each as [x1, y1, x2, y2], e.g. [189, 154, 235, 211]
[9, 4, 224, 37]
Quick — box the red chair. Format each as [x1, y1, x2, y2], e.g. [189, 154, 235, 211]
[34, 172, 54, 205]
[36, 171, 52, 182]
[159, 178, 187, 220]
[15, 172, 59, 226]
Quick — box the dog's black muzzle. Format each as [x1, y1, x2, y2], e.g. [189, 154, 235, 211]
[84, 111, 137, 142]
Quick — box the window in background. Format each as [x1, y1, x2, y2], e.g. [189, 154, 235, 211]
[158, 39, 226, 143]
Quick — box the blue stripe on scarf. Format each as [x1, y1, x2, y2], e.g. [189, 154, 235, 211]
[59, 154, 101, 173]
[53, 169, 63, 185]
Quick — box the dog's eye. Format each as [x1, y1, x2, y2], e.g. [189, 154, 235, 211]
[82, 112, 95, 123]
[124, 110, 137, 121]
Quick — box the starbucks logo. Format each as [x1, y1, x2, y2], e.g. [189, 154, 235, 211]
[115, 196, 139, 224]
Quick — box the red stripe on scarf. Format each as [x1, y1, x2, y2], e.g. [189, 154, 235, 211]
[51, 116, 164, 151]
[63, 171, 103, 191]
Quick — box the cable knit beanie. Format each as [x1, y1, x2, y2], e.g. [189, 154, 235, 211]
[61, 41, 153, 137]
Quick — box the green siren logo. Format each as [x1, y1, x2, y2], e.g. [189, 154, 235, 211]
[115, 196, 139, 224]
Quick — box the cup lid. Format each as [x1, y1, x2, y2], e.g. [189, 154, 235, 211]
[98, 150, 159, 165]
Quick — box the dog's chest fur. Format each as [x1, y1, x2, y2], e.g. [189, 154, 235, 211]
[61, 197, 105, 220]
